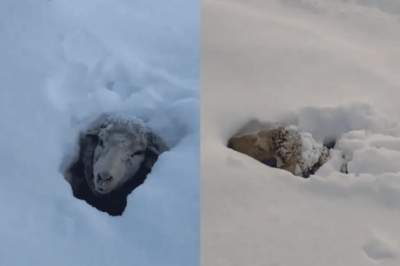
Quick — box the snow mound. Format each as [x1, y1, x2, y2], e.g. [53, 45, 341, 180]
[291, 126, 331, 177]
[337, 131, 400, 176]
[202, 0, 400, 264]
[281, 103, 400, 179]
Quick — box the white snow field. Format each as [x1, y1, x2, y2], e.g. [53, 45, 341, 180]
[0, 0, 199, 265]
[202, 0, 400, 265]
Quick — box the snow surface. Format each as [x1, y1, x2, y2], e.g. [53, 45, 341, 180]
[202, 0, 400, 265]
[0, 0, 199, 265]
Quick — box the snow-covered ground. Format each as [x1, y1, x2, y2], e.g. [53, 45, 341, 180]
[0, 1, 199, 265]
[202, 0, 400, 265]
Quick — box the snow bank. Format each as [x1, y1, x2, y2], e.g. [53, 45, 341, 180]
[202, 0, 400, 265]
[0, 0, 199, 265]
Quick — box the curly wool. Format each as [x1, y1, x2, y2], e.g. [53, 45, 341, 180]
[228, 125, 332, 178]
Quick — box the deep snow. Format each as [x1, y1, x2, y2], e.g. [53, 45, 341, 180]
[0, 0, 199, 265]
[202, 0, 400, 265]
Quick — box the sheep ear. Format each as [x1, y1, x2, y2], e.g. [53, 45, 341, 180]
[143, 135, 161, 169]
[83, 114, 109, 136]
[143, 132, 168, 169]
[143, 146, 160, 169]
[84, 126, 101, 136]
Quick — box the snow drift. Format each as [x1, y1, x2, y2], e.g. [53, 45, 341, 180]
[202, 0, 400, 265]
[0, 0, 199, 265]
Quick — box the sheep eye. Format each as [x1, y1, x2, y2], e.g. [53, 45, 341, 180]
[129, 150, 144, 158]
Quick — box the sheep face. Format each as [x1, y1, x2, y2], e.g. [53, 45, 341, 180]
[92, 131, 147, 194]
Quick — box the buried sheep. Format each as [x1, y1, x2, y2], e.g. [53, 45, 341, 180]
[60, 113, 169, 216]
[227, 126, 334, 178]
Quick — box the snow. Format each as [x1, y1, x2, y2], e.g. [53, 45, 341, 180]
[0, 0, 198, 265]
[202, 0, 400, 265]
[298, 129, 329, 174]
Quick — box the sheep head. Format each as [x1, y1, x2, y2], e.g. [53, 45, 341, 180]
[83, 114, 168, 195]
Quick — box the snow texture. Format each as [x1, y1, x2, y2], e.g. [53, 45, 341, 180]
[0, 0, 199, 266]
[284, 125, 331, 177]
[202, 0, 400, 265]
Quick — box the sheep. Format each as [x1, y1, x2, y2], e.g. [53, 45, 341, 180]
[60, 113, 169, 216]
[228, 127, 303, 175]
[227, 126, 331, 178]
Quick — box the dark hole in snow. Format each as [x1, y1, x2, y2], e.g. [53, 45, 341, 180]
[227, 140, 234, 149]
[261, 157, 277, 168]
[323, 138, 336, 149]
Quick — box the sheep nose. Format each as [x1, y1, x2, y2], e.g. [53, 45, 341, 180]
[98, 171, 113, 182]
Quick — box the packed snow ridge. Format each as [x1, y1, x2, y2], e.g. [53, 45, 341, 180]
[288, 125, 332, 177]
